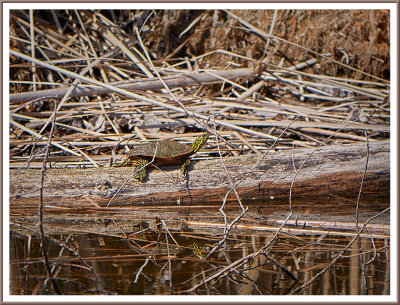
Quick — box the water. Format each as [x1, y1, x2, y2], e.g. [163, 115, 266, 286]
[9, 224, 390, 295]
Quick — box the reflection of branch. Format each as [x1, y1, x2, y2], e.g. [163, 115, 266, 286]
[184, 220, 389, 239]
[10, 222, 111, 294]
[363, 234, 377, 267]
[204, 118, 299, 262]
[356, 131, 370, 294]
[262, 252, 299, 282]
[230, 269, 272, 293]
[186, 249, 255, 293]
[288, 207, 389, 295]
[201, 122, 248, 261]
[164, 226, 173, 294]
[204, 207, 248, 260]
[161, 219, 180, 249]
[187, 211, 293, 293]
[356, 131, 373, 295]
[134, 258, 150, 284]
[287, 132, 383, 295]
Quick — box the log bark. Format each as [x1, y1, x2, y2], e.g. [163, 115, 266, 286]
[10, 140, 389, 208]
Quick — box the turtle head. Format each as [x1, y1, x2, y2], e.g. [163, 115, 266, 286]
[192, 132, 209, 153]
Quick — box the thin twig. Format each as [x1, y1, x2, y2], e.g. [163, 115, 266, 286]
[38, 101, 61, 294]
[356, 131, 370, 295]
[106, 141, 159, 207]
[288, 207, 389, 295]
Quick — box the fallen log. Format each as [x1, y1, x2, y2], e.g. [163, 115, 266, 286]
[9, 140, 390, 235]
[10, 140, 389, 208]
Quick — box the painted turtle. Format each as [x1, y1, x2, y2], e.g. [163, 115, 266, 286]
[116, 133, 209, 182]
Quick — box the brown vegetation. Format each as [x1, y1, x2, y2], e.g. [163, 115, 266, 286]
[9, 9, 390, 296]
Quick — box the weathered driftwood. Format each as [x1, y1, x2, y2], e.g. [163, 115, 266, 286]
[10, 140, 389, 208]
[10, 140, 389, 235]
[9, 68, 255, 104]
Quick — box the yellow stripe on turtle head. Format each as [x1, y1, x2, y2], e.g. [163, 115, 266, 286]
[192, 132, 209, 153]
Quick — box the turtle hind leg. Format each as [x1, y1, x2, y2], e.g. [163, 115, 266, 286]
[133, 159, 150, 182]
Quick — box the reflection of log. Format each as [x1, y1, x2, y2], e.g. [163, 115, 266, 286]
[10, 140, 389, 208]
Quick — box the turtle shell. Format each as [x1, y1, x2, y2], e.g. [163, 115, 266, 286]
[127, 140, 194, 165]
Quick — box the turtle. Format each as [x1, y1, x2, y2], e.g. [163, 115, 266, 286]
[116, 133, 209, 182]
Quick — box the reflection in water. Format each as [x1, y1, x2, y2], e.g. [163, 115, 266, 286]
[9, 226, 390, 295]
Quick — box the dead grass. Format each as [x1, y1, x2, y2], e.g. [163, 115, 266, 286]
[9, 9, 390, 169]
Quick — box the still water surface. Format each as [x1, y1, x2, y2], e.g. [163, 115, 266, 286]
[10, 225, 389, 295]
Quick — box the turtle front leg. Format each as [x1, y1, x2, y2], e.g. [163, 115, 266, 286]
[133, 158, 150, 182]
[181, 158, 191, 178]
